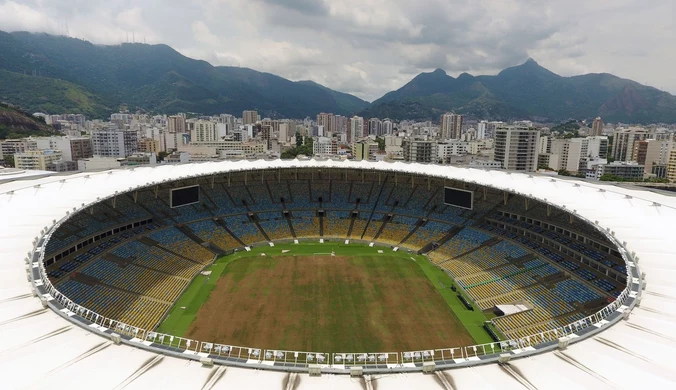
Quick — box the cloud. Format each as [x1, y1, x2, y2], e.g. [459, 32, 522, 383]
[0, 0, 674, 101]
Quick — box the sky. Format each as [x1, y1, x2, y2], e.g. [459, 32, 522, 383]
[0, 0, 674, 102]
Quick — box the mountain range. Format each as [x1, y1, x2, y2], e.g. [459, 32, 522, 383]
[361, 59, 676, 123]
[0, 31, 675, 124]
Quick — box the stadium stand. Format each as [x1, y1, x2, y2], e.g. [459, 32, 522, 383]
[44, 170, 621, 339]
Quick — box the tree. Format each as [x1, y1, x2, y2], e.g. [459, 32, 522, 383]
[375, 136, 385, 151]
[599, 174, 625, 182]
[157, 151, 169, 162]
[296, 131, 303, 147]
[2, 155, 15, 167]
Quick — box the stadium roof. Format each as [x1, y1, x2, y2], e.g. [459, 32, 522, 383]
[1, 159, 675, 389]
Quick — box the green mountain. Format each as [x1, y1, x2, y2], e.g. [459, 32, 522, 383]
[0, 102, 56, 139]
[363, 59, 676, 123]
[0, 31, 369, 119]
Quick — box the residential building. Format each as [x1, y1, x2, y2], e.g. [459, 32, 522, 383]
[440, 113, 463, 139]
[14, 149, 63, 170]
[313, 137, 338, 157]
[438, 140, 469, 164]
[494, 126, 540, 172]
[317, 113, 336, 136]
[335, 115, 348, 134]
[191, 120, 224, 142]
[382, 119, 394, 135]
[592, 117, 604, 136]
[126, 153, 157, 166]
[477, 121, 488, 140]
[402, 138, 438, 163]
[612, 127, 650, 161]
[631, 137, 674, 174]
[167, 115, 186, 133]
[668, 150, 676, 182]
[352, 141, 379, 161]
[46, 160, 77, 172]
[550, 138, 583, 172]
[188, 141, 267, 156]
[0, 139, 37, 159]
[91, 129, 138, 158]
[32, 136, 92, 161]
[348, 116, 365, 143]
[593, 161, 645, 181]
[138, 137, 159, 153]
[242, 110, 259, 125]
[368, 118, 383, 136]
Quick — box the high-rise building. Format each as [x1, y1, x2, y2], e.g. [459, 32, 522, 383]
[382, 119, 394, 135]
[494, 126, 540, 172]
[242, 110, 259, 125]
[218, 114, 236, 134]
[402, 138, 438, 163]
[612, 127, 650, 161]
[316, 113, 336, 136]
[632, 138, 674, 174]
[348, 116, 365, 143]
[191, 120, 224, 142]
[168, 115, 186, 133]
[440, 113, 463, 139]
[592, 117, 604, 137]
[91, 129, 138, 158]
[477, 121, 488, 140]
[667, 150, 676, 182]
[550, 138, 584, 173]
[368, 118, 383, 135]
[335, 115, 348, 134]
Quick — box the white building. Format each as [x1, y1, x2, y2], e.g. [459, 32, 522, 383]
[313, 137, 337, 157]
[494, 126, 540, 172]
[91, 129, 138, 158]
[348, 116, 364, 143]
[477, 121, 488, 140]
[438, 140, 469, 163]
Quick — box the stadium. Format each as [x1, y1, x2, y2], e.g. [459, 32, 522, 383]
[1, 159, 674, 389]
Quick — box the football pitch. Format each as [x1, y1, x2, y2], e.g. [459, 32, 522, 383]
[156, 242, 495, 352]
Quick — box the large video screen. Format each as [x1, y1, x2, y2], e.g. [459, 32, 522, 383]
[444, 187, 473, 210]
[170, 185, 200, 208]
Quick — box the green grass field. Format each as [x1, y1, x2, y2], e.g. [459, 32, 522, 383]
[156, 242, 496, 352]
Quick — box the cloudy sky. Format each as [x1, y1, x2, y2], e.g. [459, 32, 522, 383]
[0, 0, 674, 101]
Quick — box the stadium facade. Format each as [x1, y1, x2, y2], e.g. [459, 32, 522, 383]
[1, 159, 674, 389]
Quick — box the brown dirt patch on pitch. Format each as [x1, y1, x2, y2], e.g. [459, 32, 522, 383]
[184, 255, 474, 352]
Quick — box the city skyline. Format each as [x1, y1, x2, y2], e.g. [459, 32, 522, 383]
[0, 1, 674, 101]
